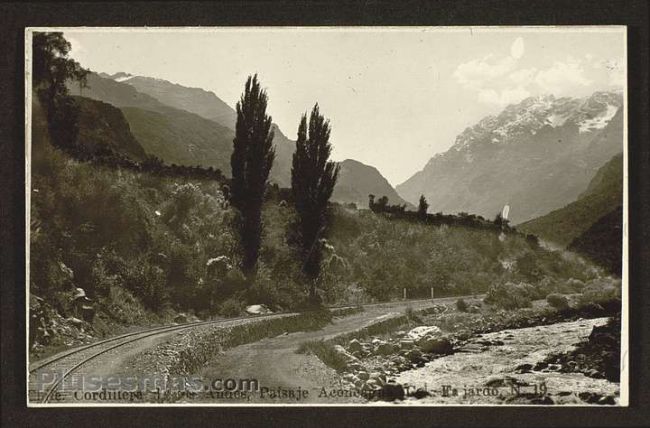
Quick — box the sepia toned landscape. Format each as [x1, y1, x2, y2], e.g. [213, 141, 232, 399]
[27, 28, 626, 406]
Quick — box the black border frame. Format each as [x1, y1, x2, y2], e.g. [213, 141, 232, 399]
[1, 1, 648, 427]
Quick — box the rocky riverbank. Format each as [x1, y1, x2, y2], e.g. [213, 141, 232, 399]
[301, 298, 622, 405]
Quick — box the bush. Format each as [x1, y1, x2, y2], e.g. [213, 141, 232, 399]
[219, 297, 244, 318]
[546, 293, 570, 310]
[577, 278, 621, 312]
[456, 298, 469, 312]
[484, 282, 533, 309]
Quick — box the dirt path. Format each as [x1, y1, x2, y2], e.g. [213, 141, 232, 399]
[189, 298, 458, 404]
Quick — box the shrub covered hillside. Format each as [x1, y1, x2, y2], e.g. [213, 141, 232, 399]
[323, 206, 603, 303]
[31, 85, 608, 328]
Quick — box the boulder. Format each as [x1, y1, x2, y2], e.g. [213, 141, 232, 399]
[376, 342, 394, 356]
[417, 336, 453, 354]
[348, 339, 363, 353]
[332, 345, 360, 369]
[407, 326, 442, 341]
[378, 382, 405, 401]
[245, 304, 273, 315]
[399, 339, 416, 349]
[173, 313, 188, 323]
[405, 349, 424, 364]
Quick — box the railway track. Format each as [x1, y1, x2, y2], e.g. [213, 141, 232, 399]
[28, 295, 478, 404]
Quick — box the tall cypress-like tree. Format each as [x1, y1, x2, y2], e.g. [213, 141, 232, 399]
[417, 195, 429, 220]
[291, 104, 340, 302]
[230, 74, 275, 276]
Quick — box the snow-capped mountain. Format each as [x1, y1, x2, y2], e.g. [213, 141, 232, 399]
[396, 91, 623, 224]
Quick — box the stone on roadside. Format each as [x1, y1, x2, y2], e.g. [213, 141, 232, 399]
[348, 339, 363, 353]
[332, 345, 360, 369]
[407, 326, 442, 341]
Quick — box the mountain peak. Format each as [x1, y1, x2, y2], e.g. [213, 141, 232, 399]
[451, 91, 622, 151]
[397, 89, 623, 223]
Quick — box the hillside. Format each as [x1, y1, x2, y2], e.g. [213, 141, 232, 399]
[396, 92, 624, 224]
[332, 159, 413, 208]
[568, 206, 623, 275]
[70, 71, 406, 195]
[518, 153, 623, 247]
[72, 96, 148, 162]
[121, 106, 234, 172]
[111, 73, 295, 186]
[118, 74, 237, 126]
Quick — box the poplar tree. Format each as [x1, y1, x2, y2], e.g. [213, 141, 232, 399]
[417, 195, 429, 220]
[291, 104, 340, 302]
[230, 74, 275, 276]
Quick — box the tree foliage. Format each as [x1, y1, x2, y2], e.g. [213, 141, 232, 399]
[32, 32, 89, 149]
[291, 104, 340, 299]
[230, 75, 275, 276]
[417, 195, 429, 220]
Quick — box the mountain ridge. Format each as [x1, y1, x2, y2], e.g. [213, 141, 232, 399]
[396, 91, 623, 223]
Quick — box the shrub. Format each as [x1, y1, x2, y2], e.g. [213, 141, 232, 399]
[577, 278, 621, 312]
[546, 293, 570, 310]
[456, 298, 469, 312]
[484, 282, 533, 309]
[219, 297, 244, 318]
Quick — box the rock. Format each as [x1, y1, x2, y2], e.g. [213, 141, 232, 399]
[515, 363, 533, 374]
[485, 376, 528, 388]
[547, 363, 562, 372]
[417, 336, 453, 354]
[407, 326, 442, 341]
[357, 371, 369, 381]
[245, 304, 273, 315]
[343, 373, 358, 384]
[332, 345, 360, 369]
[399, 339, 416, 349]
[412, 388, 430, 399]
[378, 382, 405, 401]
[369, 372, 386, 384]
[348, 339, 363, 353]
[173, 313, 188, 323]
[405, 349, 424, 363]
[376, 342, 394, 356]
[534, 361, 548, 371]
[67, 317, 83, 327]
[597, 395, 616, 405]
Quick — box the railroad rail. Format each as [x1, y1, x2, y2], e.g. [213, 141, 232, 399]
[28, 295, 479, 404]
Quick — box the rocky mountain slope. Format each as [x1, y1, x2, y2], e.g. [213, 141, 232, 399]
[396, 92, 623, 223]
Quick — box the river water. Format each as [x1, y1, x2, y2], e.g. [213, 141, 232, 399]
[394, 317, 620, 405]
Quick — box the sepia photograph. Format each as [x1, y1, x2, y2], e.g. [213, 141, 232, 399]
[25, 26, 628, 407]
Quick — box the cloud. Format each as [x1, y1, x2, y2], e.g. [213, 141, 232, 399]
[454, 55, 517, 90]
[535, 60, 592, 93]
[510, 37, 525, 59]
[509, 68, 536, 85]
[453, 36, 619, 107]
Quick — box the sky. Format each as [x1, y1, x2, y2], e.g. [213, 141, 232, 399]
[61, 27, 625, 185]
